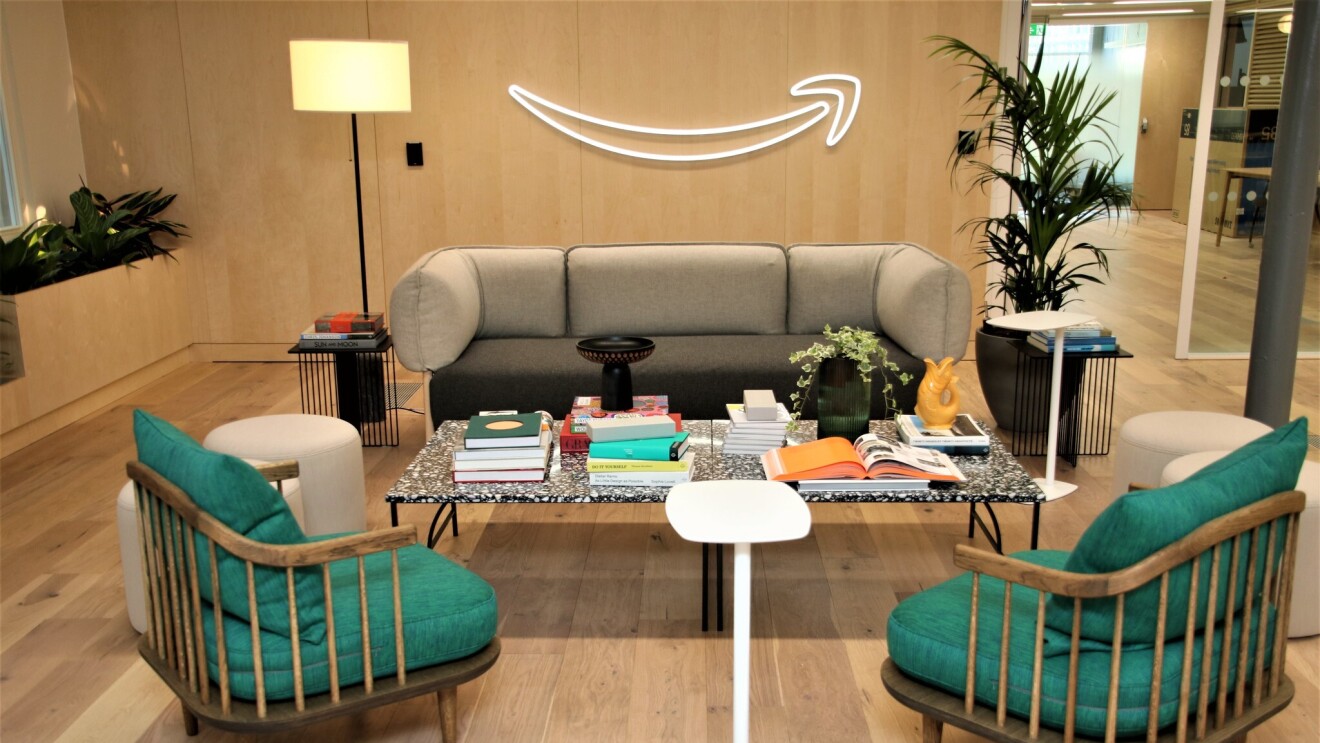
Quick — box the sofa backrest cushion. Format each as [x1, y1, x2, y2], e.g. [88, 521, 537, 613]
[786, 243, 884, 334]
[462, 247, 567, 339]
[566, 243, 787, 336]
[1049, 417, 1307, 643]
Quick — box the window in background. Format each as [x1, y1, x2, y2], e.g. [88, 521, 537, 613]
[0, 86, 19, 230]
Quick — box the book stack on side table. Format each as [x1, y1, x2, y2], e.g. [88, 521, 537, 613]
[897, 414, 991, 455]
[453, 412, 553, 483]
[762, 434, 965, 492]
[723, 402, 791, 455]
[1026, 319, 1118, 353]
[586, 415, 694, 486]
[298, 312, 387, 350]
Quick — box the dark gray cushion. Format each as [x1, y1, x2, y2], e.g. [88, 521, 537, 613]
[428, 335, 923, 426]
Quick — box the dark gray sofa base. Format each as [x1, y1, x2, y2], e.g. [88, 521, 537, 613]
[428, 335, 925, 427]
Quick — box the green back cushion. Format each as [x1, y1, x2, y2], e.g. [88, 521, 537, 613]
[887, 550, 1276, 739]
[133, 410, 326, 641]
[199, 543, 498, 701]
[1049, 418, 1306, 642]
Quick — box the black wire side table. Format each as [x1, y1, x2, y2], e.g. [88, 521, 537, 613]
[1008, 341, 1133, 466]
[288, 336, 400, 447]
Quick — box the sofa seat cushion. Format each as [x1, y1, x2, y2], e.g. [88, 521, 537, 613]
[201, 543, 497, 701]
[887, 550, 1276, 739]
[427, 335, 925, 424]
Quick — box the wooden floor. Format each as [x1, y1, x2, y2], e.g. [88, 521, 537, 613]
[1, 212, 1317, 742]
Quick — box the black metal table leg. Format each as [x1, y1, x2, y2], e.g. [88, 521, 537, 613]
[1031, 501, 1041, 550]
[968, 503, 977, 538]
[390, 501, 398, 527]
[701, 543, 710, 632]
[716, 543, 724, 632]
[969, 502, 1005, 555]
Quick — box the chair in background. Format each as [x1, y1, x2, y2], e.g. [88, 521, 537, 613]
[883, 419, 1308, 742]
[128, 410, 499, 739]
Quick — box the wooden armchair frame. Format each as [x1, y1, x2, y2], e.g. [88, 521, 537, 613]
[882, 490, 1305, 743]
[127, 460, 500, 740]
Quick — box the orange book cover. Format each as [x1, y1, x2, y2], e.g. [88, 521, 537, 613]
[761, 435, 965, 483]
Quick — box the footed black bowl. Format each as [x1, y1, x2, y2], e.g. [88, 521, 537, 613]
[576, 337, 655, 411]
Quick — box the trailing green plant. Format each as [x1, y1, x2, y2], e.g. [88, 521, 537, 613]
[787, 325, 913, 426]
[0, 222, 62, 295]
[930, 36, 1132, 318]
[0, 184, 187, 294]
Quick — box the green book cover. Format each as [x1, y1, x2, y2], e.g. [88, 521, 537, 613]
[465, 413, 545, 448]
[588, 432, 689, 461]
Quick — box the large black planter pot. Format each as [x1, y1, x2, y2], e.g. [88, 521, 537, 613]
[975, 326, 1085, 433]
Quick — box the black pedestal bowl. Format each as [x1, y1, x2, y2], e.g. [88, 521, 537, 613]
[576, 337, 655, 412]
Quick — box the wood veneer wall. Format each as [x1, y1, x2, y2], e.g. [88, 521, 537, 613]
[64, 1, 1001, 360]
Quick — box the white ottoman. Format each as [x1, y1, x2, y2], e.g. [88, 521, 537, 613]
[1161, 452, 1319, 638]
[1111, 412, 1271, 496]
[117, 471, 304, 633]
[203, 414, 367, 537]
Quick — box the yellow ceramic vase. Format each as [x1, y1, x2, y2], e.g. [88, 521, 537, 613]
[915, 356, 959, 429]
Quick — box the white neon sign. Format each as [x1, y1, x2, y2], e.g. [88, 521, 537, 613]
[507, 74, 861, 162]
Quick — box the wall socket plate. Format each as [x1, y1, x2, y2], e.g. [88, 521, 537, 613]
[406, 142, 423, 167]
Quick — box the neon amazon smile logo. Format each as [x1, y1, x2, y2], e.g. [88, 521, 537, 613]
[507, 74, 861, 162]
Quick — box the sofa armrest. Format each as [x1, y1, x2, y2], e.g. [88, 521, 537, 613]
[874, 245, 972, 362]
[389, 248, 481, 372]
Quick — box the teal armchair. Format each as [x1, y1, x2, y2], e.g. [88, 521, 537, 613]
[883, 419, 1308, 743]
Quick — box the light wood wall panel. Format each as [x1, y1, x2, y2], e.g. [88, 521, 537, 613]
[63, 0, 207, 341]
[1133, 17, 1208, 211]
[369, 0, 584, 292]
[576, 2, 790, 243]
[175, 1, 371, 343]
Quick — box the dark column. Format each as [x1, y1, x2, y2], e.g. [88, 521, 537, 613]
[1245, 0, 1320, 427]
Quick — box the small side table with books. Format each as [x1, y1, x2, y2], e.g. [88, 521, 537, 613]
[289, 328, 400, 447]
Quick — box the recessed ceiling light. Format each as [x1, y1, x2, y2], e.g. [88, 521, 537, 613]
[1113, 1, 1209, 5]
[1236, 7, 1292, 13]
[1064, 8, 1195, 16]
[1033, 2, 1095, 7]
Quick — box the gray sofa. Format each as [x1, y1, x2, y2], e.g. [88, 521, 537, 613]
[389, 242, 971, 427]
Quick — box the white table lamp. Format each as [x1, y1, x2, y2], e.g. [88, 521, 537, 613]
[290, 39, 411, 313]
[987, 310, 1094, 501]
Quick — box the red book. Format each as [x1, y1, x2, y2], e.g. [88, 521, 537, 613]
[561, 413, 681, 454]
[315, 311, 384, 333]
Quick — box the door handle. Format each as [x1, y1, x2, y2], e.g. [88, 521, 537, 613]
[1140, 117, 1149, 134]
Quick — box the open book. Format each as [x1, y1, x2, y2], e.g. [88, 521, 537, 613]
[761, 434, 965, 483]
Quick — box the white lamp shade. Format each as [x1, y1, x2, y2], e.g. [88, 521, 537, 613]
[290, 39, 411, 112]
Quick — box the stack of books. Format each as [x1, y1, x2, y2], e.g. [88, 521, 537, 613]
[897, 414, 991, 455]
[723, 402, 791, 455]
[1026, 320, 1117, 353]
[452, 412, 552, 483]
[762, 434, 965, 492]
[586, 417, 694, 487]
[298, 312, 386, 350]
[567, 394, 670, 434]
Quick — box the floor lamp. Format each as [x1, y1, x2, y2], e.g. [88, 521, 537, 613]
[290, 39, 411, 313]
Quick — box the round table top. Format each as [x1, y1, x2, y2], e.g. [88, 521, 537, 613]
[665, 480, 811, 544]
[987, 310, 1094, 333]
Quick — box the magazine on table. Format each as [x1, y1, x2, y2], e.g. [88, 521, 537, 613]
[761, 434, 965, 483]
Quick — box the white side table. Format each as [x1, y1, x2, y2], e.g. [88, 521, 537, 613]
[666, 480, 811, 743]
[987, 310, 1093, 501]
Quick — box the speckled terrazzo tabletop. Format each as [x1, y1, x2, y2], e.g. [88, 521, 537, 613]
[386, 419, 1043, 505]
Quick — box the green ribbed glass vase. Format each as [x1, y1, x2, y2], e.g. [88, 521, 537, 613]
[817, 357, 870, 442]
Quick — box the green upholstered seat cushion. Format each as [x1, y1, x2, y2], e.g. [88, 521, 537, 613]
[1050, 418, 1306, 643]
[133, 409, 325, 642]
[887, 550, 1275, 739]
[199, 543, 497, 701]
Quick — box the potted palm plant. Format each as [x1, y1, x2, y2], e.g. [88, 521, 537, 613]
[931, 36, 1132, 430]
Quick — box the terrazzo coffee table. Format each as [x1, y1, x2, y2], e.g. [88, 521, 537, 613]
[387, 419, 1041, 548]
[388, 419, 1042, 630]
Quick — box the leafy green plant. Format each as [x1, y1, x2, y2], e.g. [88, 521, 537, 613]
[787, 325, 913, 425]
[0, 222, 62, 295]
[931, 36, 1132, 317]
[0, 184, 187, 294]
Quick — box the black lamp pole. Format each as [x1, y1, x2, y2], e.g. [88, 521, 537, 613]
[350, 112, 369, 314]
